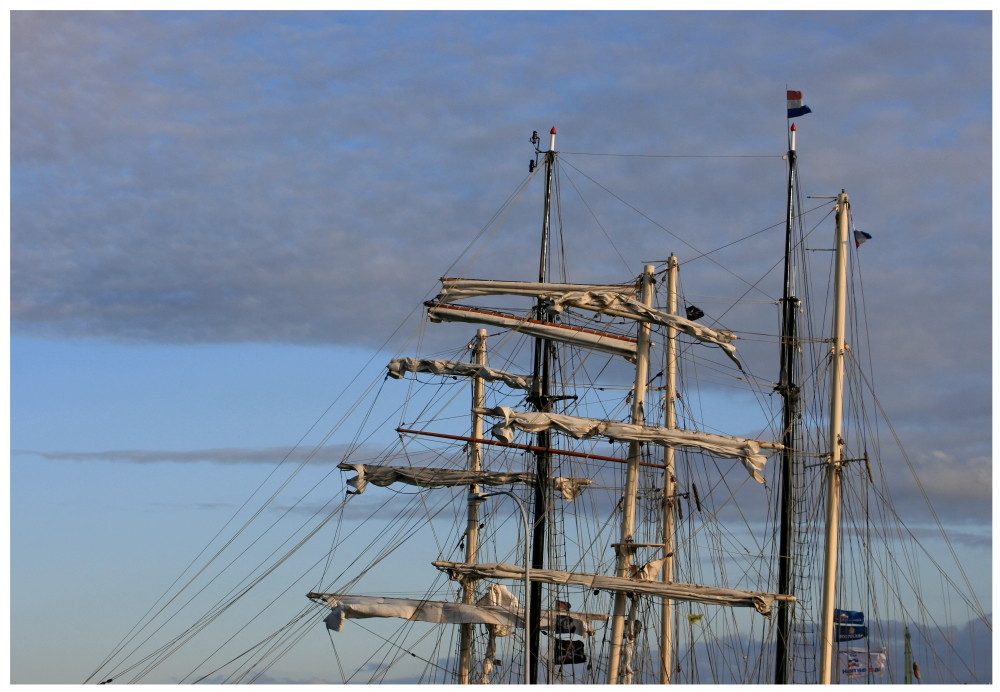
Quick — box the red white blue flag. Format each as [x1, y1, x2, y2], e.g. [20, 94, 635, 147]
[854, 230, 872, 248]
[787, 90, 812, 118]
[838, 648, 886, 678]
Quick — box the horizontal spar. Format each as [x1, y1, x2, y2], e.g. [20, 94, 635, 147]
[395, 427, 668, 469]
[426, 302, 639, 361]
[433, 561, 796, 616]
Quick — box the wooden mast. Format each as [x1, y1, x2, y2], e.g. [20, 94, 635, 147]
[606, 264, 656, 684]
[818, 191, 850, 683]
[457, 329, 488, 683]
[659, 255, 679, 683]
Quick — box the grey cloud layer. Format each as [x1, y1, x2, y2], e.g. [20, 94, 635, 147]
[13, 12, 989, 343]
[11, 11, 991, 522]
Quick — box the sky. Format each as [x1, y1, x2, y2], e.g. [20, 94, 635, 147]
[9, 9, 992, 684]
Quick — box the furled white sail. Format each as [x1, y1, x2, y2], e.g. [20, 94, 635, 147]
[437, 279, 741, 368]
[316, 594, 516, 632]
[476, 584, 516, 683]
[629, 556, 669, 581]
[310, 591, 606, 635]
[477, 583, 519, 637]
[338, 463, 593, 501]
[426, 303, 638, 362]
[432, 561, 793, 616]
[478, 406, 770, 483]
[338, 463, 535, 495]
[553, 476, 593, 500]
[387, 357, 534, 392]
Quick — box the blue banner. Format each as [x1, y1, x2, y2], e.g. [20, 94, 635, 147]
[834, 609, 865, 624]
[836, 624, 868, 641]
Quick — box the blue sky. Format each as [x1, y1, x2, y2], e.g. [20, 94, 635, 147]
[10, 10, 992, 683]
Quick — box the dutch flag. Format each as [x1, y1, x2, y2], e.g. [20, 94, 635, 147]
[787, 90, 812, 118]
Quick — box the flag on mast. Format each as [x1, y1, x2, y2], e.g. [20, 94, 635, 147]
[836, 624, 869, 641]
[834, 609, 865, 624]
[838, 648, 887, 678]
[854, 230, 873, 248]
[787, 90, 812, 118]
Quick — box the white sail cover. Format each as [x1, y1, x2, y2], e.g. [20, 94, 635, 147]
[477, 583, 519, 637]
[479, 406, 769, 483]
[437, 279, 741, 369]
[311, 592, 605, 635]
[630, 556, 669, 581]
[338, 463, 535, 495]
[477, 584, 515, 683]
[426, 303, 638, 362]
[338, 463, 592, 501]
[387, 357, 534, 392]
[433, 561, 792, 616]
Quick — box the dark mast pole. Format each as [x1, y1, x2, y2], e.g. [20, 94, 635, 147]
[774, 122, 801, 684]
[527, 127, 557, 684]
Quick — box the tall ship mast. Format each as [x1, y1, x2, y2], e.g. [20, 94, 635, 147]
[773, 120, 802, 685]
[527, 126, 558, 684]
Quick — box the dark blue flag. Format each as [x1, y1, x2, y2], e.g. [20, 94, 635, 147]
[836, 624, 869, 641]
[834, 609, 864, 624]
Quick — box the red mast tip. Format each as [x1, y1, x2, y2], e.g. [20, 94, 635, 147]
[550, 127, 558, 134]
[790, 123, 797, 131]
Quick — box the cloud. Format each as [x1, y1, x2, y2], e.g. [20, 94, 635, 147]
[11, 12, 990, 347]
[907, 450, 991, 501]
[891, 449, 993, 524]
[13, 445, 351, 465]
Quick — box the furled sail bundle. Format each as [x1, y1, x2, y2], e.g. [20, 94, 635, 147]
[436, 278, 742, 369]
[432, 561, 794, 616]
[338, 463, 592, 500]
[387, 357, 534, 392]
[478, 406, 772, 483]
[338, 463, 536, 495]
[436, 278, 639, 302]
[309, 590, 607, 635]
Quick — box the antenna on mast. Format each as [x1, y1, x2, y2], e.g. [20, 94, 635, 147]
[529, 127, 557, 172]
